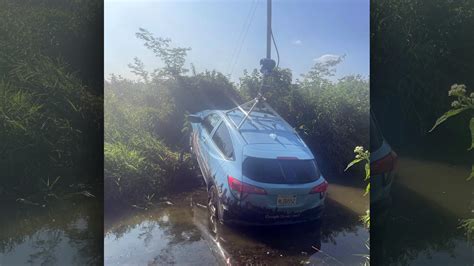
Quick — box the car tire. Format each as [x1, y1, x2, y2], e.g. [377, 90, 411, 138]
[208, 185, 226, 224]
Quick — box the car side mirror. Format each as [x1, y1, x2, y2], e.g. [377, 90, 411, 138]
[187, 114, 202, 123]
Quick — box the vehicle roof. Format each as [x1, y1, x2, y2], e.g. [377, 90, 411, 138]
[197, 109, 313, 159]
[225, 110, 298, 142]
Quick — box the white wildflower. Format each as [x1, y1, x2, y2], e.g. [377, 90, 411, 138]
[354, 146, 364, 154]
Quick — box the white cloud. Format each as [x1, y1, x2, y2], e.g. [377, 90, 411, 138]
[313, 54, 343, 64]
[292, 40, 302, 45]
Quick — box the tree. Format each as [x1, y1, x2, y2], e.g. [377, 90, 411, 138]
[135, 28, 191, 79]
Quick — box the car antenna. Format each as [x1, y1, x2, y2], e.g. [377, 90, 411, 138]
[236, 0, 277, 129]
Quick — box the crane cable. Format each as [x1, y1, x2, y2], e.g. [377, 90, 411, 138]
[271, 29, 280, 68]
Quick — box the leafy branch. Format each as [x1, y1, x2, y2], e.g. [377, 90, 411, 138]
[345, 146, 370, 228]
[430, 84, 474, 154]
[430, 83, 473, 181]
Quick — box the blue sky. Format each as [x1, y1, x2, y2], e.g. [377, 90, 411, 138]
[105, 0, 369, 83]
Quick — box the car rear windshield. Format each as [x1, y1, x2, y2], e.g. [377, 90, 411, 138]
[242, 157, 320, 184]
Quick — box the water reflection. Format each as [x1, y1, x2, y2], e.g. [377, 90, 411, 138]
[0, 199, 102, 265]
[105, 187, 368, 265]
[372, 157, 473, 265]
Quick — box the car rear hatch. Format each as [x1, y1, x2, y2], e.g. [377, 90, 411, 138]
[230, 144, 327, 213]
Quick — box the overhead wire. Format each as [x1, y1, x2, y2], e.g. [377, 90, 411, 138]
[229, 1, 258, 77]
[229, 0, 258, 78]
[226, 0, 256, 75]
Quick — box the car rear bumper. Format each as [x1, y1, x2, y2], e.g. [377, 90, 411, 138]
[222, 203, 324, 225]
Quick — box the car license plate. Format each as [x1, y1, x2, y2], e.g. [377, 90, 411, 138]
[277, 195, 296, 206]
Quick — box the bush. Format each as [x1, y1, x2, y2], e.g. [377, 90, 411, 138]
[104, 80, 194, 207]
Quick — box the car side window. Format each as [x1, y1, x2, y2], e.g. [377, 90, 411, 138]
[202, 114, 220, 135]
[212, 122, 234, 159]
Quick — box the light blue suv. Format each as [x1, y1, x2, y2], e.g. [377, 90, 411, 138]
[189, 100, 328, 225]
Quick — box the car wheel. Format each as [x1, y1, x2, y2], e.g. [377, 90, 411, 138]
[208, 185, 226, 224]
[208, 185, 219, 220]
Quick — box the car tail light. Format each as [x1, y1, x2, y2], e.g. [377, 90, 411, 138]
[371, 151, 398, 175]
[228, 176, 266, 195]
[310, 180, 328, 194]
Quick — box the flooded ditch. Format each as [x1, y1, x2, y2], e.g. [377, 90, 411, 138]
[104, 175, 369, 265]
[372, 156, 473, 265]
[0, 198, 103, 265]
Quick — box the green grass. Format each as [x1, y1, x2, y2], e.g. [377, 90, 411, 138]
[0, 1, 102, 200]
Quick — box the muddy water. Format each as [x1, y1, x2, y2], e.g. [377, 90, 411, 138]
[104, 178, 369, 266]
[0, 198, 102, 265]
[372, 157, 473, 265]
